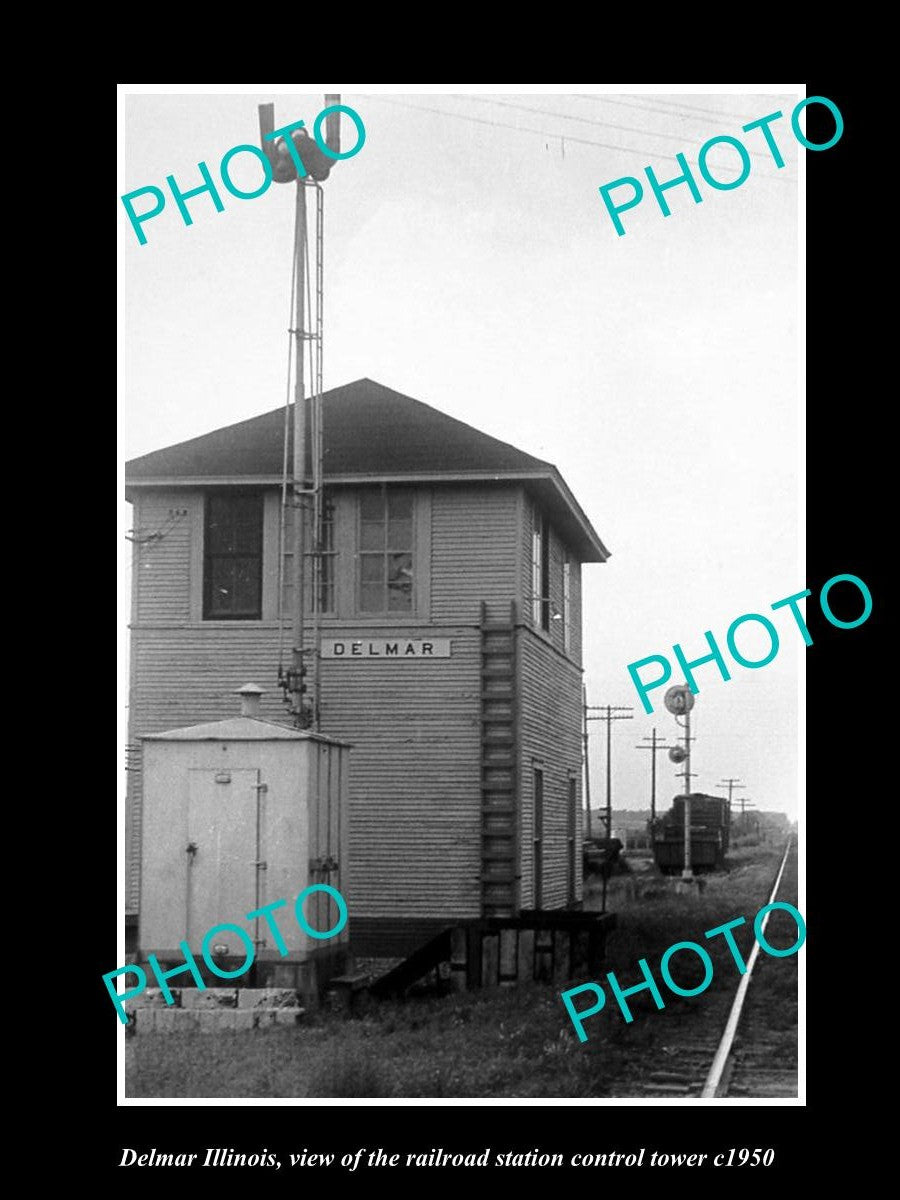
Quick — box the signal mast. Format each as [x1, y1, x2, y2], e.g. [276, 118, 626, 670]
[259, 97, 342, 730]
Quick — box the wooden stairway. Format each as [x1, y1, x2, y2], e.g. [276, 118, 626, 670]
[480, 600, 519, 917]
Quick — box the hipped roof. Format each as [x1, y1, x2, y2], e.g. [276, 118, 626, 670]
[125, 378, 609, 562]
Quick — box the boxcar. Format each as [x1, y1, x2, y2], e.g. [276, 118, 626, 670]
[652, 794, 730, 874]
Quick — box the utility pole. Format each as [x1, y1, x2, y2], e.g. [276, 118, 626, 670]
[733, 796, 757, 836]
[718, 777, 745, 824]
[636, 728, 670, 824]
[586, 705, 634, 841]
[582, 686, 592, 839]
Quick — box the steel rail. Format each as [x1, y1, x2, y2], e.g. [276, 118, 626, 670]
[701, 835, 794, 1097]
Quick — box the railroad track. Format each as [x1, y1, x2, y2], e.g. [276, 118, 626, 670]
[618, 838, 798, 1099]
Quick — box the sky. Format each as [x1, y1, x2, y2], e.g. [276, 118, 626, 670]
[118, 84, 804, 820]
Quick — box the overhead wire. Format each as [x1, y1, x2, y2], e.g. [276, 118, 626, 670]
[363, 94, 685, 161]
[126, 509, 186, 547]
[362, 95, 796, 182]
[573, 93, 770, 124]
[465, 95, 789, 164]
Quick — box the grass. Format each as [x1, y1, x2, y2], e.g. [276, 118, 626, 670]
[126, 841, 797, 1099]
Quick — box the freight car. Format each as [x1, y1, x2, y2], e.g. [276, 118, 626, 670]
[652, 794, 730, 874]
[583, 837, 623, 877]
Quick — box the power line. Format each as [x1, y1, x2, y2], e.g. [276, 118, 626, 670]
[362, 95, 796, 183]
[468, 95, 787, 164]
[125, 509, 186, 547]
[574, 93, 768, 125]
[362, 94, 681, 161]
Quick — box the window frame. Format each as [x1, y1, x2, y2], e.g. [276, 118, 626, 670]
[202, 491, 265, 621]
[533, 763, 544, 909]
[531, 508, 550, 631]
[315, 492, 337, 616]
[355, 485, 417, 616]
[567, 772, 577, 904]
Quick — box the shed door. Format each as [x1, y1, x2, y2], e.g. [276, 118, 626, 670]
[186, 767, 260, 951]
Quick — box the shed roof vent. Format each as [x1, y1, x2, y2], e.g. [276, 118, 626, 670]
[235, 683, 265, 718]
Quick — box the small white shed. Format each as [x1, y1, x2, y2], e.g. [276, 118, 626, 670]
[139, 684, 351, 993]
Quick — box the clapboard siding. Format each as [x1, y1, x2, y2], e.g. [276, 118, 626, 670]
[126, 481, 588, 928]
[319, 627, 481, 918]
[133, 493, 193, 624]
[430, 486, 519, 623]
[126, 626, 288, 912]
[126, 622, 482, 919]
[518, 630, 584, 910]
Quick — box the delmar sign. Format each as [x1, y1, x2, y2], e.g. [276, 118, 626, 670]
[322, 638, 452, 659]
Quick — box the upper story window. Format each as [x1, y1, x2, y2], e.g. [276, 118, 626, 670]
[203, 493, 264, 620]
[358, 488, 415, 613]
[531, 509, 550, 631]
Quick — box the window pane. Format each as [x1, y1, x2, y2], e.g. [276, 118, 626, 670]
[387, 517, 412, 549]
[360, 520, 384, 551]
[388, 583, 413, 612]
[321, 500, 335, 552]
[233, 558, 261, 613]
[356, 490, 416, 615]
[232, 503, 262, 553]
[359, 582, 383, 612]
[204, 494, 264, 620]
[318, 581, 334, 613]
[209, 558, 236, 614]
[359, 491, 383, 521]
[387, 490, 413, 520]
[387, 553, 413, 611]
[360, 554, 384, 584]
[207, 499, 233, 554]
[208, 495, 263, 554]
[388, 552, 412, 583]
[318, 553, 335, 613]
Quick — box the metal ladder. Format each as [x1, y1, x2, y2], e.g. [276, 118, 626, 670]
[479, 600, 519, 916]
